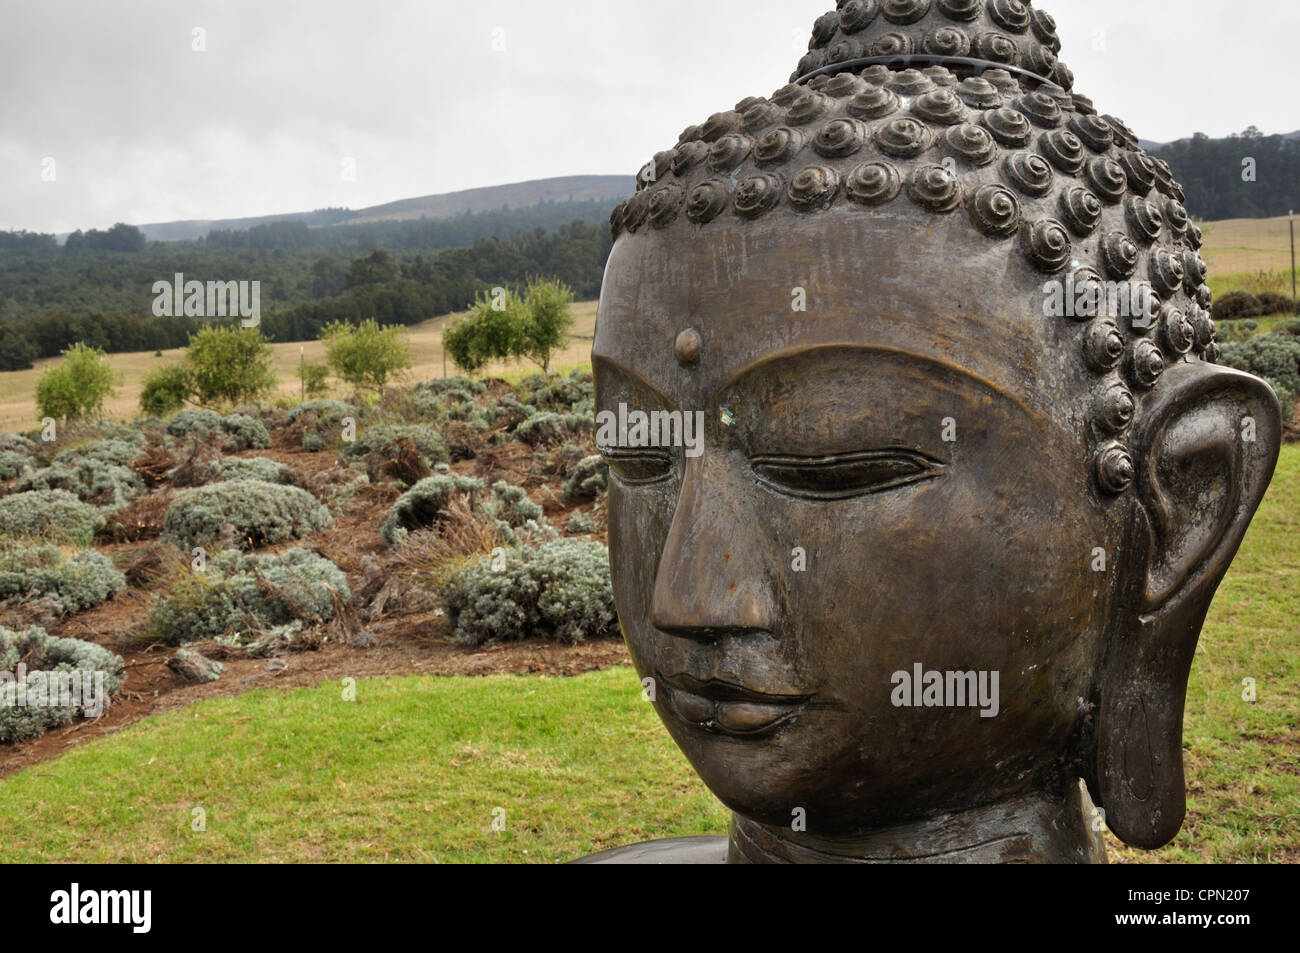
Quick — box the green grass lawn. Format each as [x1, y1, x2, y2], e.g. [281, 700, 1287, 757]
[0, 449, 1295, 864]
[0, 668, 729, 862]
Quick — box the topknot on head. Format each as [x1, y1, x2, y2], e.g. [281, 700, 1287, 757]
[794, 0, 1073, 90]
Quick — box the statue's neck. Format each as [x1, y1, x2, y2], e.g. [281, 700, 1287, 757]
[727, 784, 1106, 864]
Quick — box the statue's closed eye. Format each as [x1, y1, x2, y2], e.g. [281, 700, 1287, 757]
[600, 446, 673, 485]
[751, 450, 944, 501]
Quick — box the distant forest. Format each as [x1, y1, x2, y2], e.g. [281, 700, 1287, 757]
[0, 201, 614, 370]
[1150, 127, 1300, 221]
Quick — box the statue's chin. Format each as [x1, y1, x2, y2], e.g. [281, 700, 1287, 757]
[657, 722, 883, 830]
[658, 705, 1064, 833]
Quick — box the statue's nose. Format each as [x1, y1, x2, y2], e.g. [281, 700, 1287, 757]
[649, 454, 777, 641]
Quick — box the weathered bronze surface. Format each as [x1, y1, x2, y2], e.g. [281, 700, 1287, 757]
[584, 0, 1281, 863]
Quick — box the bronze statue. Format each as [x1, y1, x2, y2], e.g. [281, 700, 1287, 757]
[583, 0, 1281, 863]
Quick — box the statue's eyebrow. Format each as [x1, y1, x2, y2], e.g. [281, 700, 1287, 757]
[591, 355, 675, 408]
[711, 344, 1035, 418]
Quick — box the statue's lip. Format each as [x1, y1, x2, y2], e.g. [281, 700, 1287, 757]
[659, 672, 810, 705]
[658, 672, 811, 737]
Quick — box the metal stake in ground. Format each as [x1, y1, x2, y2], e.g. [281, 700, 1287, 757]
[1290, 210, 1296, 307]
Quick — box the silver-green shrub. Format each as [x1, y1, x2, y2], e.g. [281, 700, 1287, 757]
[287, 399, 357, 451]
[567, 511, 596, 534]
[0, 490, 106, 545]
[0, 544, 125, 614]
[0, 433, 34, 455]
[170, 455, 294, 487]
[514, 412, 594, 446]
[378, 475, 552, 546]
[516, 371, 594, 415]
[16, 459, 144, 508]
[340, 423, 448, 468]
[168, 647, 225, 682]
[481, 482, 553, 545]
[379, 474, 483, 545]
[0, 451, 32, 480]
[0, 624, 125, 743]
[92, 421, 148, 446]
[408, 376, 487, 420]
[487, 481, 543, 525]
[165, 409, 270, 450]
[162, 480, 333, 550]
[52, 435, 145, 469]
[219, 456, 297, 484]
[485, 394, 535, 430]
[562, 455, 608, 500]
[166, 408, 223, 441]
[441, 539, 616, 646]
[495, 519, 557, 546]
[149, 548, 349, 645]
[416, 376, 486, 396]
[243, 620, 311, 657]
[286, 399, 357, 423]
[220, 413, 271, 450]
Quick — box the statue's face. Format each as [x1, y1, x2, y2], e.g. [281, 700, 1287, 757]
[594, 213, 1128, 832]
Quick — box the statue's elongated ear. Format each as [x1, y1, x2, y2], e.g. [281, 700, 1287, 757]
[1095, 361, 1281, 849]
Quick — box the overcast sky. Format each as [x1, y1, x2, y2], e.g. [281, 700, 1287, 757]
[2, 0, 1295, 234]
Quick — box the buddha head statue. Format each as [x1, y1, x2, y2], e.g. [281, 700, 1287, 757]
[591, 0, 1281, 863]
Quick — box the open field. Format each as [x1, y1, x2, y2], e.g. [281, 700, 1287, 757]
[1198, 215, 1298, 277]
[0, 444, 1294, 863]
[0, 301, 598, 432]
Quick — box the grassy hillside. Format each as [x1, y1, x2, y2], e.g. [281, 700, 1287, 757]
[137, 175, 632, 241]
[346, 175, 632, 226]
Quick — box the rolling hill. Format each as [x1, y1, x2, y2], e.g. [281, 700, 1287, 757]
[134, 174, 634, 243]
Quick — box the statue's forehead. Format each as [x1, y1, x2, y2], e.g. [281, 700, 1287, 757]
[593, 214, 1077, 417]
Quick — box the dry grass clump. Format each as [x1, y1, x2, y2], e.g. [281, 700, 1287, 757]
[123, 541, 187, 589]
[129, 444, 178, 488]
[100, 488, 175, 543]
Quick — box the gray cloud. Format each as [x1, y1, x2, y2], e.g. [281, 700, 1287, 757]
[1, 0, 1293, 233]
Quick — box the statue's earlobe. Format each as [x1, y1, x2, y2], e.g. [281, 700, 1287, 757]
[1096, 361, 1281, 849]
